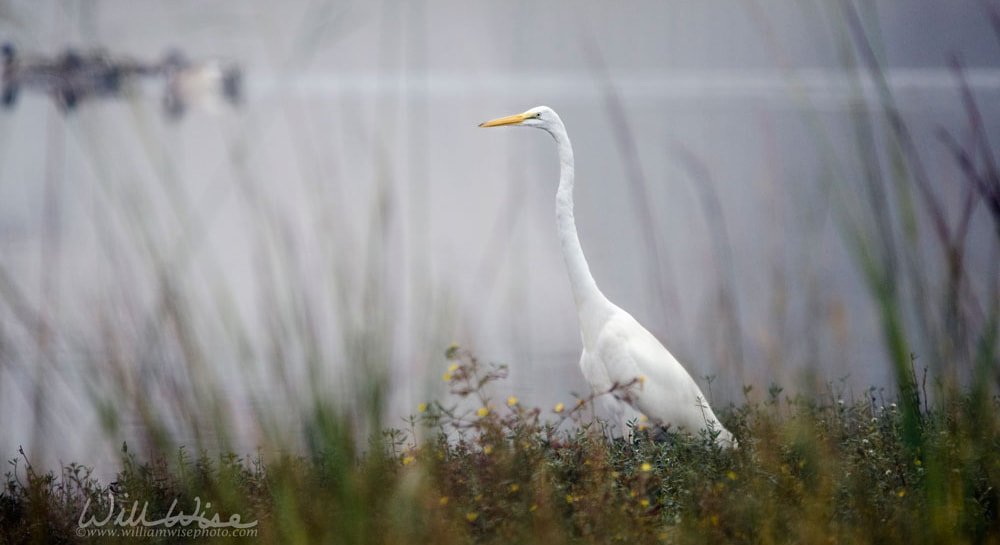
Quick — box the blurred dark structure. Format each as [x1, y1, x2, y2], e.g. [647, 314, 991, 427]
[1, 43, 241, 118]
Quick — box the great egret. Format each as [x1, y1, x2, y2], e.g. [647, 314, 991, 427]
[480, 106, 735, 447]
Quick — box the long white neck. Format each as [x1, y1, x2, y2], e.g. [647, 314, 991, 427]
[547, 121, 615, 347]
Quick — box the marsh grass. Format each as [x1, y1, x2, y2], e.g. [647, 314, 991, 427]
[2, 348, 999, 544]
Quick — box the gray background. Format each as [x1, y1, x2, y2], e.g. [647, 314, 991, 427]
[1, 1, 998, 475]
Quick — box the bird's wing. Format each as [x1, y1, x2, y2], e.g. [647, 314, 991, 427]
[594, 312, 720, 432]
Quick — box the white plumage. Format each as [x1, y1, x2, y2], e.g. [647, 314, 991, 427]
[480, 105, 734, 447]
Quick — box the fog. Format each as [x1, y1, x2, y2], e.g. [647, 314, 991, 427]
[1, 1, 998, 475]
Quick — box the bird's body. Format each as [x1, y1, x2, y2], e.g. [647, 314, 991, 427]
[480, 106, 734, 447]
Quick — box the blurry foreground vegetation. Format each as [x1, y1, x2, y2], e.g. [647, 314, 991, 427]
[2, 349, 999, 544]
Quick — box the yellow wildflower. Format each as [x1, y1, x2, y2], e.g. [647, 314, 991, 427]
[640, 499, 650, 507]
[417, 403, 428, 413]
[483, 445, 493, 454]
[509, 484, 519, 492]
[727, 471, 737, 481]
[477, 407, 489, 417]
[507, 396, 518, 406]
[448, 364, 459, 372]
[465, 512, 478, 522]
[443, 373, 452, 381]
[640, 462, 652, 472]
[402, 456, 414, 465]
[554, 403, 564, 413]
[439, 496, 449, 505]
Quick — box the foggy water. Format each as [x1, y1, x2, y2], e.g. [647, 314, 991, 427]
[1, 1, 998, 476]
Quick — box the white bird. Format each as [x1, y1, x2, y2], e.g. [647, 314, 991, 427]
[480, 105, 735, 447]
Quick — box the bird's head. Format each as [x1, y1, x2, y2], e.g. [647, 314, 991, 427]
[479, 105, 560, 132]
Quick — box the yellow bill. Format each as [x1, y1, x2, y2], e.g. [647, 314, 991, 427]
[479, 112, 531, 127]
